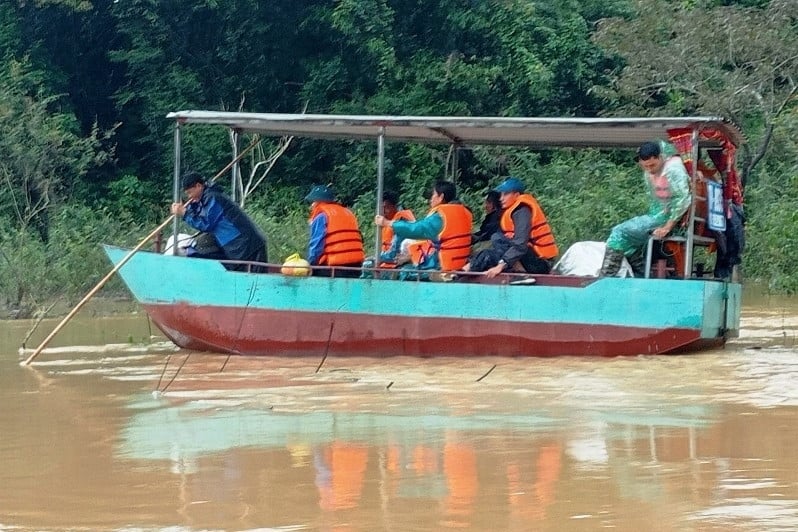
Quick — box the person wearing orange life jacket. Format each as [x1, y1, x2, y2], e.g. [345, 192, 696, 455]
[466, 177, 558, 278]
[374, 181, 472, 274]
[600, 140, 691, 277]
[305, 184, 365, 278]
[378, 190, 415, 264]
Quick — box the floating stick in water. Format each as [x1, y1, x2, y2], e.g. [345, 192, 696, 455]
[476, 364, 497, 382]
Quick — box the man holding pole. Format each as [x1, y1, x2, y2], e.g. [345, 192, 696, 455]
[23, 145, 262, 366]
[170, 171, 268, 272]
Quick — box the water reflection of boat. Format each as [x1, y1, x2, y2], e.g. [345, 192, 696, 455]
[118, 398, 561, 461]
[117, 392, 721, 528]
[106, 113, 744, 357]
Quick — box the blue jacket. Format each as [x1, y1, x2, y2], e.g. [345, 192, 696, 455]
[307, 213, 327, 265]
[183, 183, 267, 262]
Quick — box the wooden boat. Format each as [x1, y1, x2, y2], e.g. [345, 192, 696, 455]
[106, 113, 744, 357]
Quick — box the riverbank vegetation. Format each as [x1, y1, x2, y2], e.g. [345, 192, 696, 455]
[0, 0, 796, 316]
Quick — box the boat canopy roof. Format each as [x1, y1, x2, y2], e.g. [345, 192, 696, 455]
[167, 111, 744, 149]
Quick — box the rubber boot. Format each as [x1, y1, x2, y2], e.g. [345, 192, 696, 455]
[600, 248, 625, 277]
[627, 251, 646, 278]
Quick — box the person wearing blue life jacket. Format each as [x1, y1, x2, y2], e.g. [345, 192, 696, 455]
[170, 172, 268, 272]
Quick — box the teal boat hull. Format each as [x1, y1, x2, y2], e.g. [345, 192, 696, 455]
[105, 246, 740, 357]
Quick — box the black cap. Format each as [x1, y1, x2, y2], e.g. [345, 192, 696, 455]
[636, 141, 661, 161]
[181, 171, 204, 190]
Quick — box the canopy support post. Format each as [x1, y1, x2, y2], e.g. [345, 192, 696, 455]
[684, 128, 700, 278]
[172, 123, 182, 245]
[374, 127, 386, 257]
[231, 129, 240, 203]
[450, 144, 460, 182]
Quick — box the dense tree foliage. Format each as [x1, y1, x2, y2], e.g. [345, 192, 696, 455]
[593, 0, 797, 183]
[0, 0, 796, 314]
[593, 0, 798, 291]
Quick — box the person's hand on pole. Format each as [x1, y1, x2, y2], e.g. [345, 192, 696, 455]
[170, 202, 186, 217]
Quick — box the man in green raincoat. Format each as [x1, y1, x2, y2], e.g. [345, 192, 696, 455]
[600, 140, 691, 276]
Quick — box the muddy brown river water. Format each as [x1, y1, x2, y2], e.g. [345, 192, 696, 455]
[1, 294, 797, 531]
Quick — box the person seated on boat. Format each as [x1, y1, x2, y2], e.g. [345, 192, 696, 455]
[170, 171, 268, 272]
[471, 190, 502, 254]
[464, 177, 558, 278]
[305, 184, 365, 278]
[378, 190, 416, 266]
[374, 180, 472, 279]
[599, 140, 691, 277]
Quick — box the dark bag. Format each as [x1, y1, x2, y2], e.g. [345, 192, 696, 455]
[193, 232, 223, 255]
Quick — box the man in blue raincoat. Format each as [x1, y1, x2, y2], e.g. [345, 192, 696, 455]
[170, 171, 268, 272]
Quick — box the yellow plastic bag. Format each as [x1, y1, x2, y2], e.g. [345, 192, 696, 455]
[281, 253, 312, 276]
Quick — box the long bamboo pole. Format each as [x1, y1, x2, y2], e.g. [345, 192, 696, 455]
[23, 137, 261, 366]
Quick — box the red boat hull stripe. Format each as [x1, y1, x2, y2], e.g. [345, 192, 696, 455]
[144, 303, 710, 357]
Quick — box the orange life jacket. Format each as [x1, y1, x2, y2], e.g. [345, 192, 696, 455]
[310, 203, 365, 266]
[500, 194, 558, 260]
[381, 208, 415, 252]
[408, 203, 473, 271]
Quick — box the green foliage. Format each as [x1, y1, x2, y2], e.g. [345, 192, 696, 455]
[331, 0, 397, 83]
[739, 108, 798, 292]
[508, 150, 646, 248]
[592, 0, 798, 179]
[246, 192, 311, 263]
[0, 228, 48, 312]
[47, 204, 143, 295]
[101, 174, 164, 225]
[0, 3, 22, 56]
[0, 0, 797, 310]
[395, 145, 452, 214]
[0, 204, 145, 314]
[742, 174, 798, 294]
[0, 57, 112, 241]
